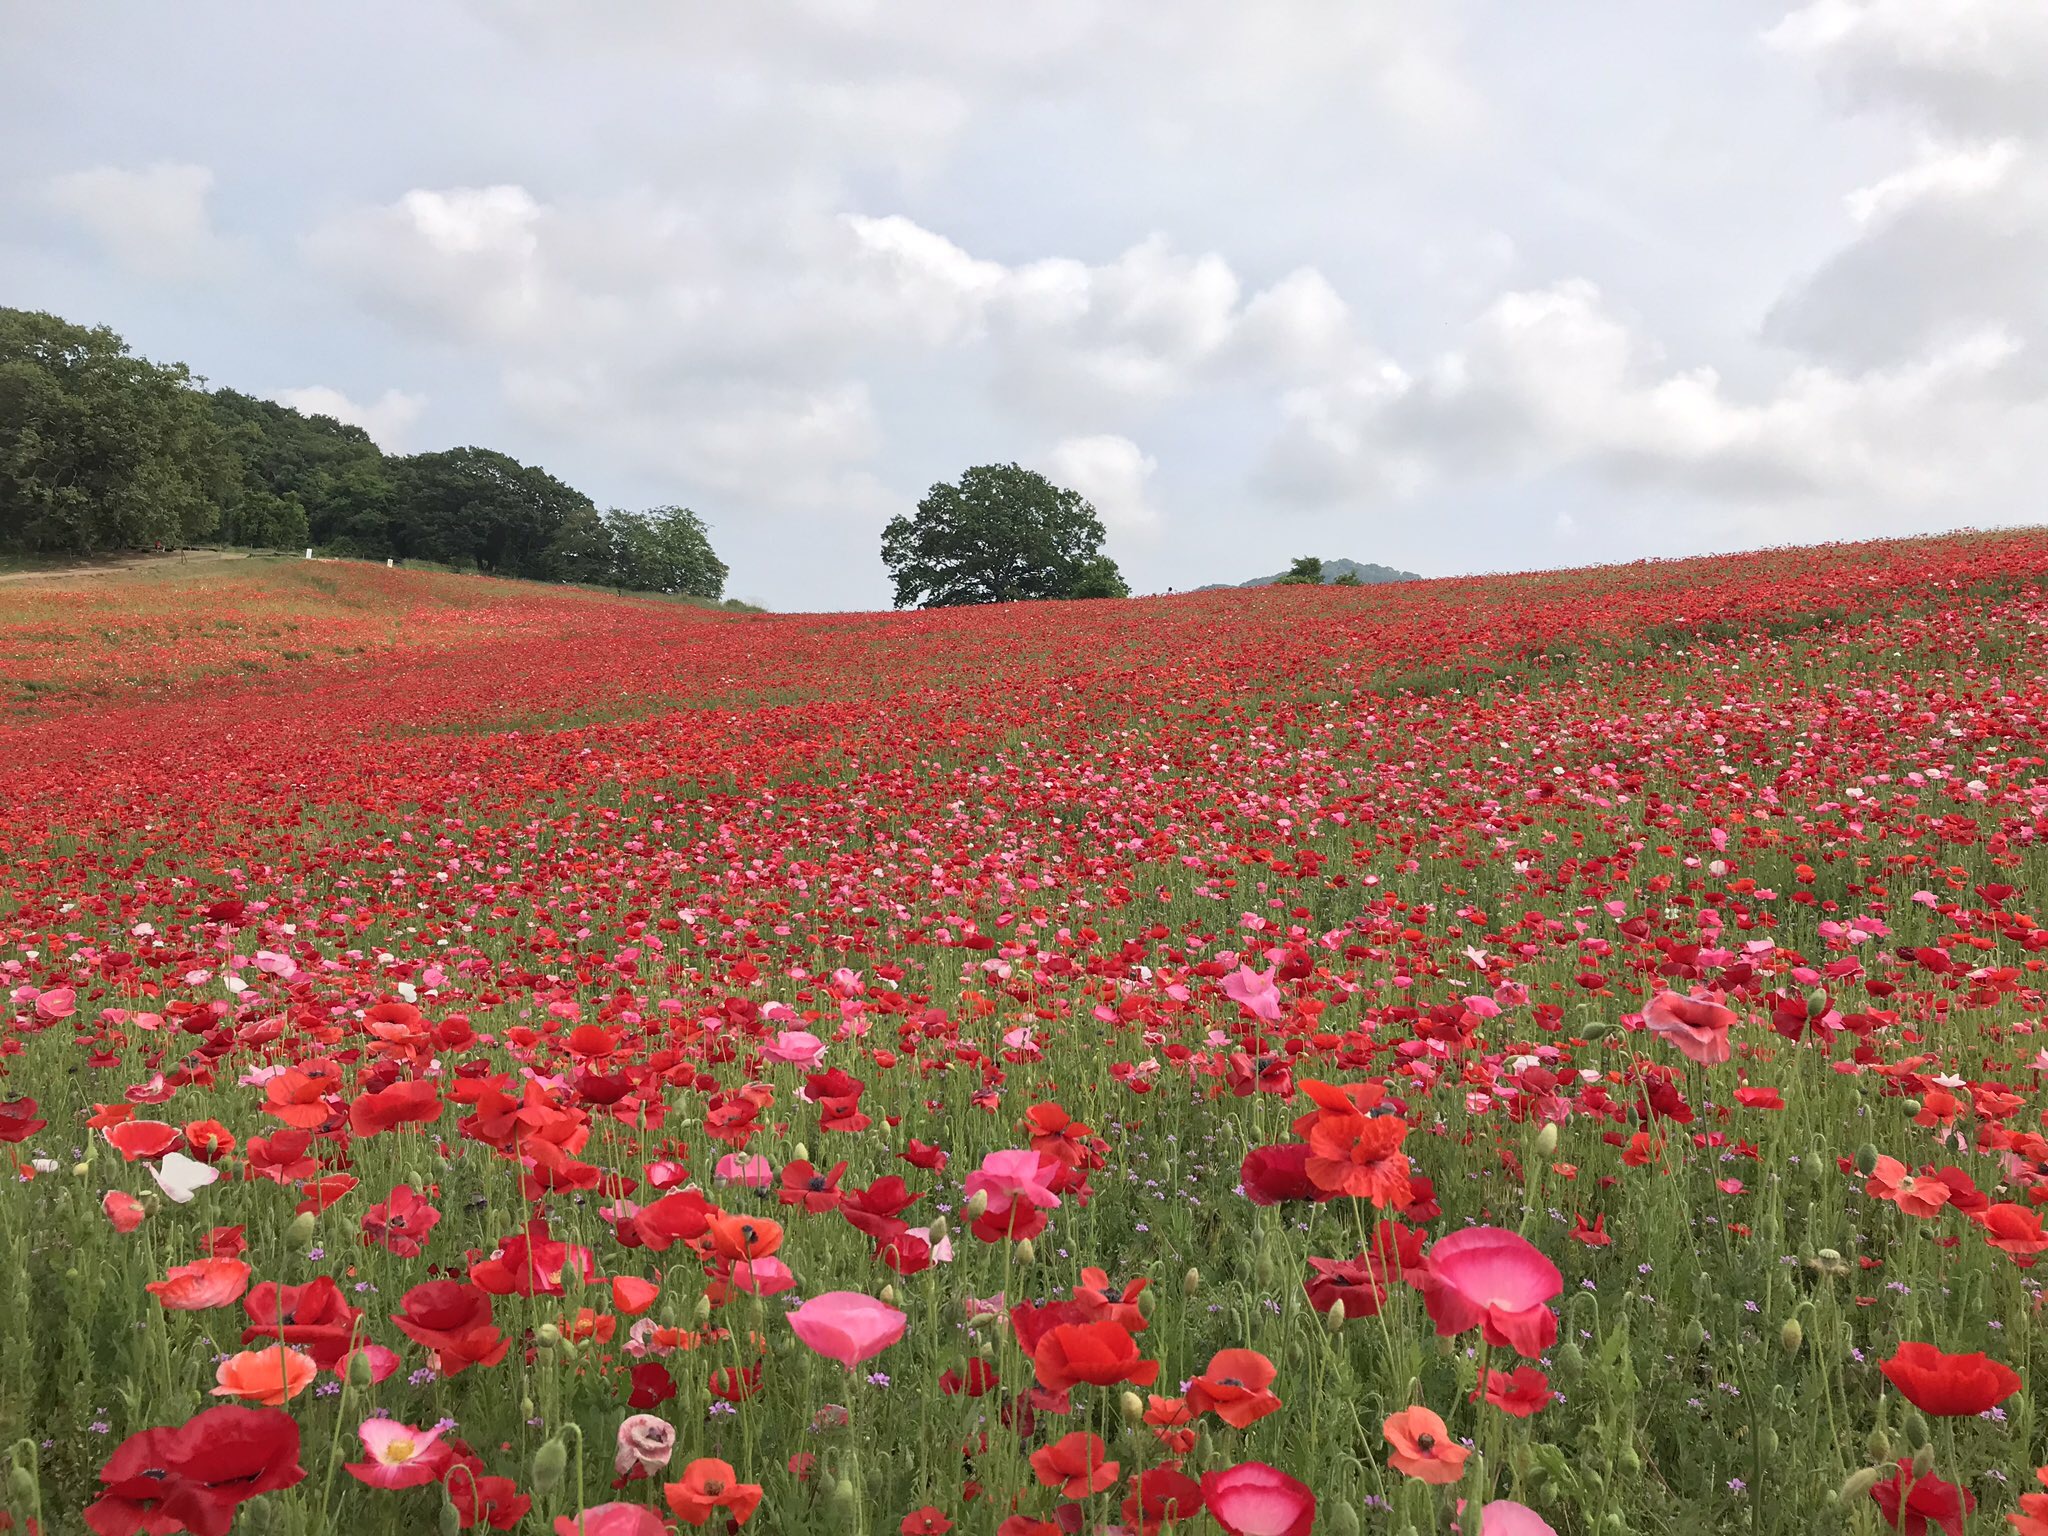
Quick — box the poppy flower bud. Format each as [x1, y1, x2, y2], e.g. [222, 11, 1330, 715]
[1325, 1298, 1346, 1333]
[1901, 1411, 1929, 1452]
[1911, 1442, 1935, 1476]
[1805, 986, 1828, 1018]
[7, 1464, 37, 1507]
[440, 1497, 463, 1536]
[1183, 1267, 1201, 1296]
[537, 1322, 563, 1347]
[71, 1161, 90, 1177]
[1617, 1445, 1641, 1475]
[1119, 1391, 1145, 1425]
[963, 1190, 990, 1221]
[1681, 1319, 1706, 1354]
[1535, 1121, 1559, 1157]
[1014, 1238, 1036, 1267]
[1863, 1427, 1891, 1463]
[1136, 1287, 1155, 1319]
[286, 1212, 317, 1252]
[1760, 1427, 1779, 1459]
[1325, 1505, 1361, 1536]
[1779, 1318, 1803, 1355]
[831, 1477, 858, 1509]
[348, 1349, 377, 1387]
[1853, 1144, 1879, 1176]
[531, 1434, 569, 1493]
[1554, 1340, 1586, 1380]
[793, 1142, 810, 1163]
[880, 1285, 898, 1307]
[521, 1396, 536, 1420]
[694, 1293, 713, 1324]
[1838, 1467, 1882, 1504]
[1901, 1098, 1922, 1119]
[927, 1214, 948, 1244]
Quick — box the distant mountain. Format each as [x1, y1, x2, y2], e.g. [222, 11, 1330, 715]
[1194, 557, 1420, 592]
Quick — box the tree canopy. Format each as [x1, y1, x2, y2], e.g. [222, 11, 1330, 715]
[0, 306, 735, 601]
[880, 463, 1129, 608]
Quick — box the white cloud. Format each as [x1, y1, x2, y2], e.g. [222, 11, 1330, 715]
[1044, 434, 1163, 543]
[270, 386, 425, 450]
[1262, 279, 2044, 517]
[45, 162, 224, 279]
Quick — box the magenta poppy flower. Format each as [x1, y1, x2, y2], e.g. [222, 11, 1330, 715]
[964, 1149, 1062, 1217]
[1420, 1227, 1563, 1357]
[1642, 991, 1736, 1065]
[1454, 1500, 1558, 1536]
[1201, 1462, 1316, 1536]
[555, 1504, 670, 1536]
[713, 1152, 774, 1190]
[787, 1291, 907, 1367]
[1222, 964, 1284, 1023]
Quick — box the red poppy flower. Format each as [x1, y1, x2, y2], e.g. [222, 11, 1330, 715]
[778, 1159, 848, 1213]
[1878, 1342, 2022, 1418]
[1121, 1467, 1204, 1535]
[1472, 1366, 1553, 1417]
[1187, 1349, 1282, 1429]
[665, 1457, 762, 1527]
[1867, 1457, 1973, 1536]
[348, 1077, 441, 1136]
[0, 1098, 47, 1144]
[1239, 1144, 1326, 1207]
[147, 1258, 251, 1312]
[901, 1508, 953, 1535]
[1028, 1431, 1119, 1496]
[1032, 1320, 1160, 1394]
[84, 1406, 304, 1536]
[241, 1277, 363, 1369]
[391, 1281, 508, 1376]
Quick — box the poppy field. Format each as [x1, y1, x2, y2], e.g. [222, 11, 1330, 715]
[7, 533, 2048, 1536]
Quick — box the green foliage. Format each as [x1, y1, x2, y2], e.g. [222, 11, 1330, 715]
[880, 463, 1127, 608]
[1275, 555, 1325, 586]
[0, 309, 234, 553]
[0, 308, 739, 598]
[608, 505, 728, 598]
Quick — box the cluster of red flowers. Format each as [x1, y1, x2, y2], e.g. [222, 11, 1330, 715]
[6, 531, 2048, 1532]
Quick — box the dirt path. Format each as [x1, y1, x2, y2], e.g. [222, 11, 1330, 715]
[0, 549, 256, 585]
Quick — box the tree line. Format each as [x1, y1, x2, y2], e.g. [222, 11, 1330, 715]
[0, 307, 729, 599]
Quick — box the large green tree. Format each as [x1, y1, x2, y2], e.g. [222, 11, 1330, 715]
[209, 389, 393, 554]
[0, 308, 234, 553]
[610, 505, 728, 597]
[880, 463, 1127, 608]
[391, 447, 596, 577]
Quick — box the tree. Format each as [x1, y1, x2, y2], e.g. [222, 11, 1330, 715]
[209, 389, 395, 555]
[1275, 556, 1324, 586]
[391, 448, 596, 578]
[0, 308, 234, 553]
[880, 463, 1127, 608]
[610, 506, 728, 597]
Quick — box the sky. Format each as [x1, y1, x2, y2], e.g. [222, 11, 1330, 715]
[5, 1, 2047, 610]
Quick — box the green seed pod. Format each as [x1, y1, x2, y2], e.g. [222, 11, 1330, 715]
[1779, 1318, 1803, 1356]
[1853, 1144, 1879, 1176]
[531, 1435, 569, 1493]
[1839, 1466, 1882, 1504]
[285, 1212, 318, 1252]
[1535, 1121, 1559, 1157]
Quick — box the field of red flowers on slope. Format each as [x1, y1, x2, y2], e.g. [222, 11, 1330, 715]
[4, 533, 2048, 1536]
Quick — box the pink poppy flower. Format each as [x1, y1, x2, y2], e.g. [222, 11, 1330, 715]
[713, 1153, 774, 1190]
[1201, 1462, 1317, 1536]
[1642, 992, 1736, 1066]
[787, 1291, 907, 1367]
[764, 1030, 827, 1069]
[556, 1506, 669, 1536]
[34, 987, 76, 1020]
[1419, 1227, 1563, 1357]
[345, 1417, 447, 1489]
[1222, 965, 1284, 1023]
[1454, 1501, 1558, 1536]
[964, 1149, 1062, 1217]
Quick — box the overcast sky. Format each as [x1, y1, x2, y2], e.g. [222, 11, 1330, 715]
[6, 1, 2045, 609]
